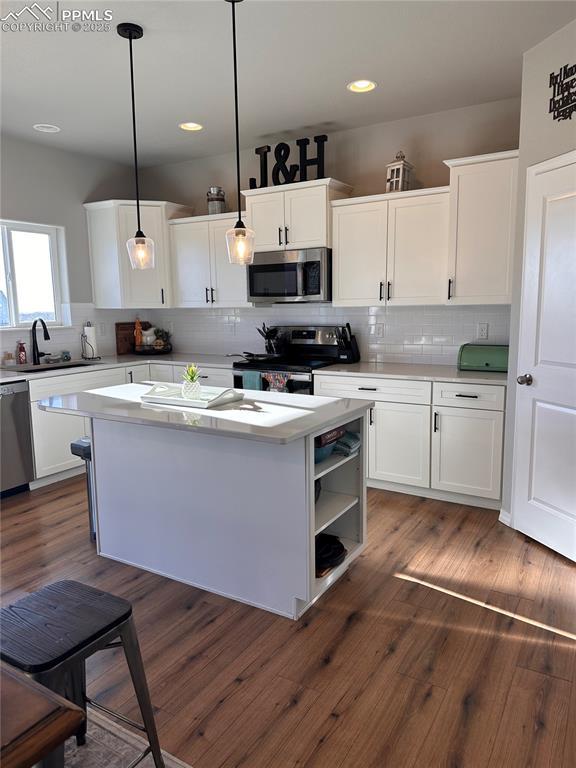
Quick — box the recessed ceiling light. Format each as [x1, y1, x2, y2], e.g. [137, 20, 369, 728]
[33, 123, 61, 133]
[346, 80, 377, 94]
[179, 122, 203, 132]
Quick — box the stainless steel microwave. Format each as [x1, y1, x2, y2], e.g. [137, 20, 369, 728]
[247, 248, 331, 304]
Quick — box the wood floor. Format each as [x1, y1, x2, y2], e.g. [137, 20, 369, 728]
[1, 477, 575, 768]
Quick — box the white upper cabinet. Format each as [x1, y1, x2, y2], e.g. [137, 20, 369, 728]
[283, 184, 328, 249]
[445, 151, 518, 304]
[331, 188, 449, 308]
[332, 200, 388, 307]
[170, 219, 211, 307]
[244, 178, 351, 253]
[209, 218, 250, 307]
[170, 214, 250, 308]
[246, 191, 286, 251]
[386, 192, 449, 305]
[85, 200, 191, 309]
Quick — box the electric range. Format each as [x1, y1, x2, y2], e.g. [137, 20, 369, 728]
[232, 325, 360, 394]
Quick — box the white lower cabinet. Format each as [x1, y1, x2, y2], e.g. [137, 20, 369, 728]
[148, 363, 173, 382]
[31, 406, 89, 477]
[172, 365, 233, 388]
[29, 367, 126, 478]
[369, 402, 430, 487]
[431, 406, 503, 500]
[314, 373, 505, 503]
[125, 364, 150, 383]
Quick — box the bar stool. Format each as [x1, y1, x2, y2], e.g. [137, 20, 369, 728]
[0, 580, 165, 768]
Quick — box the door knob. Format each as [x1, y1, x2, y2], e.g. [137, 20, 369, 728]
[517, 373, 533, 386]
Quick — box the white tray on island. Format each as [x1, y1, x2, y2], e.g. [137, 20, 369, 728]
[141, 383, 244, 409]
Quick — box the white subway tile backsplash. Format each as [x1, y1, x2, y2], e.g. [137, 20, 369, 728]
[0, 304, 146, 360]
[148, 304, 510, 365]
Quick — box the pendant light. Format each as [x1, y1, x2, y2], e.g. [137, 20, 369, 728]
[225, 0, 255, 265]
[117, 22, 155, 270]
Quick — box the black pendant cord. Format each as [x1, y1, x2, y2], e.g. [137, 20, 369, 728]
[230, 1, 244, 229]
[128, 33, 142, 235]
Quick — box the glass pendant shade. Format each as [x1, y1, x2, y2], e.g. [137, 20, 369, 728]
[127, 233, 155, 270]
[226, 224, 255, 265]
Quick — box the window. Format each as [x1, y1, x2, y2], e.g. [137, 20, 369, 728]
[0, 221, 64, 327]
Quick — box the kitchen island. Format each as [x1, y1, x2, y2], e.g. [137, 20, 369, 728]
[40, 384, 371, 619]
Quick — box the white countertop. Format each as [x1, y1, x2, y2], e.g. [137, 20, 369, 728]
[39, 383, 371, 444]
[318, 362, 508, 386]
[0, 352, 241, 383]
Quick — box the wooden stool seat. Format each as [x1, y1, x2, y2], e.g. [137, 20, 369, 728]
[0, 580, 164, 768]
[0, 581, 132, 673]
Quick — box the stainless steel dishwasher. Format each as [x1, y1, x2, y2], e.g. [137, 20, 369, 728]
[1, 380, 34, 493]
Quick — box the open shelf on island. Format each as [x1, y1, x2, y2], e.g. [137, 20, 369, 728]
[312, 537, 364, 599]
[314, 451, 359, 480]
[315, 491, 359, 535]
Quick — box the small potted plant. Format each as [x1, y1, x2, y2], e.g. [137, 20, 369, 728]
[182, 364, 202, 400]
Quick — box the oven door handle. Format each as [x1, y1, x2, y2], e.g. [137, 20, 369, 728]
[288, 374, 312, 382]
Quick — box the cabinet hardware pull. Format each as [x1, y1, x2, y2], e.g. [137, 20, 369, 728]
[210, 287, 215, 303]
[455, 393, 478, 398]
[387, 281, 391, 301]
[199, 375, 208, 379]
[285, 226, 289, 245]
[433, 412, 439, 432]
[369, 407, 374, 426]
[160, 288, 165, 305]
[517, 373, 533, 386]
[379, 281, 384, 301]
[278, 227, 283, 246]
[205, 287, 210, 303]
[128, 371, 133, 383]
[358, 387, 377, 391]
[447, 278, 453, 300]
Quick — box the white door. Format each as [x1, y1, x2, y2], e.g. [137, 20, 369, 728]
[245, 192, 285, 251]
[170, 221, 212, 307]
[118, 205, 169, 308]
[284, 185, 327, 249]
[209, 219, 250, 307]
[512, 151, 576, 561]
[387, 193, 449, 305]
[369, 402, 430, 487]
[332, 202, 387, 307]
[431, 406, 503, 499]
[447, 158, 517, 304]
[31, 404, 86, 477]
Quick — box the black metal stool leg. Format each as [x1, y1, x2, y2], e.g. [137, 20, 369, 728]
[69, 663, 88, 745]
[34, 669, 68, 768]
[118, 617, 165, 768]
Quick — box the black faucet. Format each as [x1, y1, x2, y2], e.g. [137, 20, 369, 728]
[31, 318, 51, 365]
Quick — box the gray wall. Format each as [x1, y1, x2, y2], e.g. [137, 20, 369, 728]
[0, 133, 133, 303]
[141, 97, 521, 212]
[501, 19, 576, 518]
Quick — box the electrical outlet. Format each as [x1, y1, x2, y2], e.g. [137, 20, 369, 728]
[98, 323, 106, 336]
[165, 322, 174, 334]
[477, 323, 489, 340]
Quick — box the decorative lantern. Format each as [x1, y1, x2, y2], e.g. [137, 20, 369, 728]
[386, 151, 414, 193]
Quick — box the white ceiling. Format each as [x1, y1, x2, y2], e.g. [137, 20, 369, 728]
[1, 0, 575, 166]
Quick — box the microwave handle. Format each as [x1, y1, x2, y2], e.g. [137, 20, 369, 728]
[296, 262, 305, 297]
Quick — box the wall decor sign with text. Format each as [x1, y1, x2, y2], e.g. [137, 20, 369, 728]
[549, 63, 576, 121]
[249, 135, 327, 189]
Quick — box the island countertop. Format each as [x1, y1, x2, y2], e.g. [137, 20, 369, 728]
[39, 383, 372, 444]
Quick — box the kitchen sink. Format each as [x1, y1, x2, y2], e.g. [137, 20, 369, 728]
[0, 360, 100, 374]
